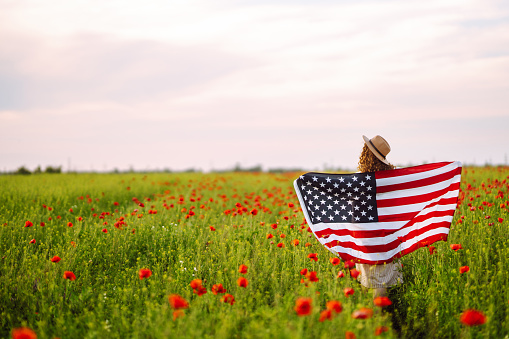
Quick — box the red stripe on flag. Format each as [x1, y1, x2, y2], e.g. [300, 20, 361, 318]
[324, 221, 451, 254]
[376, 167, 461, 194]
[374, 161, 454, 179]
[376, 182, 460, 208]
[335, 233, 448, 264]
[314, 209, 456, 239]
[377, 196, 458, 222]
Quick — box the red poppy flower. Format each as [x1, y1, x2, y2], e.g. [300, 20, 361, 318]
[221, 293, 235, 305]
[459, 266, 470, 274]
[277, 243, 285, 248]
[40, 222, 45, 227]
[172, 309, 185, 321]
[238, 265, 248, 274]
[337, 271, 345, 278]
[209, 226, 216, 231]
[288, 203, 295, 208]
[308, 253, 318, 262]
[193, 285, 207, 296]
[168, 294, 189, 309]
[450, 244, 463, 251]
[350, 269, 360, 279]
[24, 221, 33, 228]
[11, 327, 37, 339]
[250, 208, 258, 215]
[70, 241, 76, 247]
[352, 307, 373, 319]
[212, 283, 226, 295]
[345, 331, 356, 339]
[460, 309, 486, 326]
[330, 257, 340, 265]
[319, 309, 333, 322]
[139, 268, 152, 280]
[375, 326, 389, 336]
[50, 256, 61, 263]
[429, 246, 436, 255]
[102, 228, 108, 233]
[271, 223, 278, 229]
[305, 242, 312, 247]
[344, 260, 355, 269]
[300, 268, 308, 276]
[374, 296, 392, 307]
[190, 279, 202, 289]
[306, 271, 319, 282]
[294, 297, 312, 316]
[498, 218, 504, 223]
[29, 239, 36, 244]
[344, 287, 354, 297]
[326, 300, 342, 313]
[63, 271, 76, 281]
[67, 222, 73, 227]
[292, 239, 300, 246]
[237, 277, 249, 288]
[266, 234, 273, 239]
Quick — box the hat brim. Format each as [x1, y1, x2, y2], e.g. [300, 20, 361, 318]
[363, 135, 390, 165]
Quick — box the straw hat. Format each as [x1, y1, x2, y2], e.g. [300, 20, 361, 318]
[362, 135, 391, 165]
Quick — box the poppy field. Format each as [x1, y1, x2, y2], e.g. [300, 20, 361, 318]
[1, 166, 508, 338]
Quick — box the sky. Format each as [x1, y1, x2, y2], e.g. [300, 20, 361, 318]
[1, 0, 508, 172]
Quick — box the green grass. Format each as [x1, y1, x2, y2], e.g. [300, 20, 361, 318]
[0, 167, 508, 338]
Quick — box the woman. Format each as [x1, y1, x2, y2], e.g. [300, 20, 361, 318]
[356, 135, 403, 298]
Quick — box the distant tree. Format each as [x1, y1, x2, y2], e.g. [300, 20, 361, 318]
[233, 163, 263, 172]
[267, 167, 305, 173]
[15, 166, 31, 175]
[45, 166, 62, 174]
[33, 166, 42, 174]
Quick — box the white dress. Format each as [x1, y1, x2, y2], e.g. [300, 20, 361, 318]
[355, 262, 403, 288]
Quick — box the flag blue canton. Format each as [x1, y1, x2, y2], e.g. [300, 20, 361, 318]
[296, 172, 379, 224]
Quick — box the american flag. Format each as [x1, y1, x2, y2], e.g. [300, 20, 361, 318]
[294, 161, 462, 264]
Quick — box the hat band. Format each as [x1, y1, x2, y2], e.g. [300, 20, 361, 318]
[369, 140, 386, 159]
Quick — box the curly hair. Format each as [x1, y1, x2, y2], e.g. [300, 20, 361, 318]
[357, 144, 395, 173]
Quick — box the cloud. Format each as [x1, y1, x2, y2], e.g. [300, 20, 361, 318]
[0, 32, 257, 110]
[0, 0, 508, 171]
